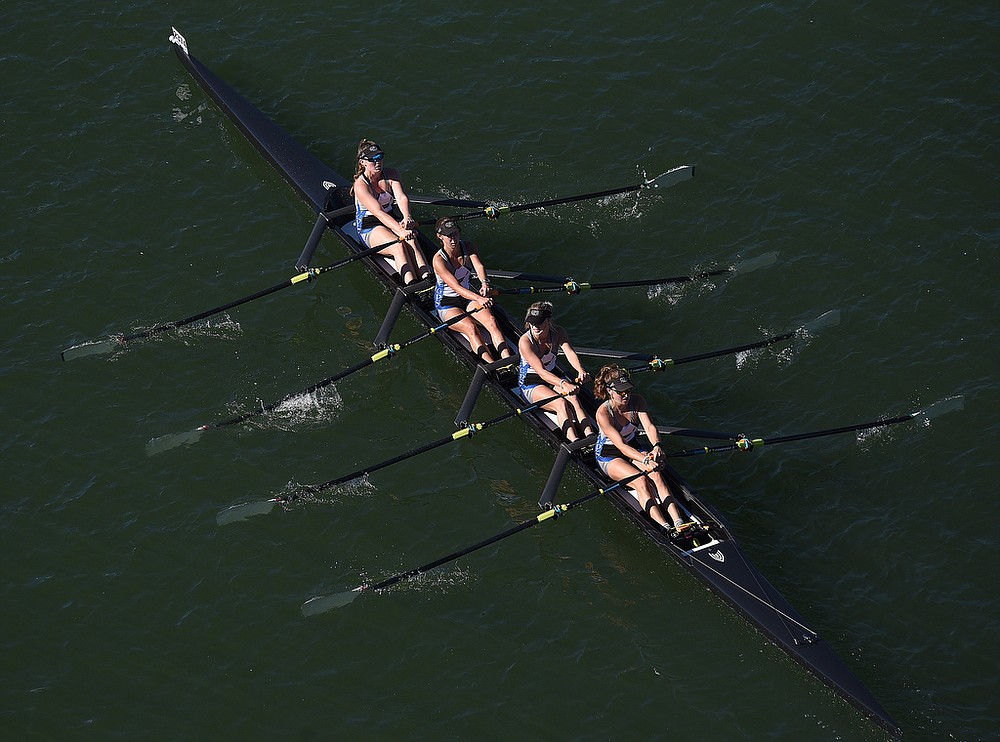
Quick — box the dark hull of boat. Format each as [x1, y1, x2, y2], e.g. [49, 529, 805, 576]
[170, 32, 899, 737]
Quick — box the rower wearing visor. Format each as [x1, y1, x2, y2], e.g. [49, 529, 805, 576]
[352, 139, 430, 286]
[432, 217, 513, 363]
[594, 364, 686, 533]
[517, 301, 595, 442]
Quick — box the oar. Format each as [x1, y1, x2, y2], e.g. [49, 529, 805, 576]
[301, 464, 660, 615]
[145, 305, 486, 455]
[408, 194, 488, 208]
[667, 396, 965, 459]
[217, 389, 575, 524]
[484, 269, 571, 285]
[61, 232, 407, 362]
[642, 309, 840, 370]
[321, 181, 488, 210]
[447, 165, 694, 223]
[582, 309, 840, 371]
[488, 252, 777, 297]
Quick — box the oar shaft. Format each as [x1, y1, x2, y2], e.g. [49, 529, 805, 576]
[209, 354, 383, 429]
[504, 184, 640, 213]
[309, 390, 571, 494]
[356, 465, 656, 595]
[315, 236, 403, 275]
[121, 278, 298, 343]
[441, 166, 692, 224]
[116, 234, 403, 345]
[669, 412, 919, 458]
[666, 330, 795, 366]
[760, 413, 915, 446]
[582, 268, 731, 291]
[204, 307, 483, 431]
[492, 268, 732, 296]
[312, 432, 466, 492]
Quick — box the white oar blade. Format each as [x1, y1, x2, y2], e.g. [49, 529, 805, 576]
[733, 252, 778, 275]
[647, 165, 695, 190]
[216, 499, 277, 525]
[61, 338, 120, 361]
[145, 428, 205, 456]
[801, 309, 841, 335]
[913, 395, 964, 426]
[301, 589, 362, 616]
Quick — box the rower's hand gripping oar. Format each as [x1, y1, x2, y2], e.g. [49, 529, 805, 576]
[667, 396, 964, 460]
[445, 165, 694, 224]
[146, 305, 488, 456]
[301, 463, 663, 615]
[217, 388, 578, 524]
[60, 231, 406, 362]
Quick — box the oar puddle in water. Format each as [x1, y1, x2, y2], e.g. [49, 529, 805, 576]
[145, 306, 485, 455]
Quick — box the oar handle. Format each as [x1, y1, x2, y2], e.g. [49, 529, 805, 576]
[314, 236, 404, 275]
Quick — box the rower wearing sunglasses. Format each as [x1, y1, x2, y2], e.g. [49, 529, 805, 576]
[594, 364, 686, 533]
[517, 301, 595, 442]
[432, 217, 514, 363]
[352, 139, 430, 285]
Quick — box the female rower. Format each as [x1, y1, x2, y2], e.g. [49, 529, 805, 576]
[352, 139, 430, 285]
[432, 217, 513, 363]
[593, 364, 686, 532]
[517, 301, 595, 442]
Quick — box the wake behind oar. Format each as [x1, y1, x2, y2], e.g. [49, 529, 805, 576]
[60, 230, 405, 362]
[301, 465, 659, 616]
[216, 390, 574, 524]
[146, 305, 486, 455]
[216, 475, 376, 525]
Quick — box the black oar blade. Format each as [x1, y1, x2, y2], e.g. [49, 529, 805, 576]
[646, 164, 695, 190]
[912, 395, 964, 426]
[301, 588, 363, 616]
[145, 428, 205, 456]
[216, 499, 278, 525]
[60, 337, 122, 362]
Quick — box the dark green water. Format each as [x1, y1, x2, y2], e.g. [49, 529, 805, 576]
[4, 2, 997, 740]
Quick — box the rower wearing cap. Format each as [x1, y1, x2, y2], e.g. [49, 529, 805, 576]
[517, 301, 595, 442]
[352, 139, 430, 285]
[594, 364, 686, 533]
[432, 217, 513, 363]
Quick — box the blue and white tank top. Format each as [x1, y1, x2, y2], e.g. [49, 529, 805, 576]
[595, 401, 641, 460]
[354, 174, 396, 233]
[517, 332, 559, 387]
[433, 242, 472, 309]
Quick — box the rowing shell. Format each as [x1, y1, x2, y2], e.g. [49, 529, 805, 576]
[168, 28, 899, 736]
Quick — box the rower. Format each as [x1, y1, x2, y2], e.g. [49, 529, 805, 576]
[352, 139, 430, 285]
[517, 302, 595, 442]
[431, 217, 513, 363]
[593, 364, 686, 533]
